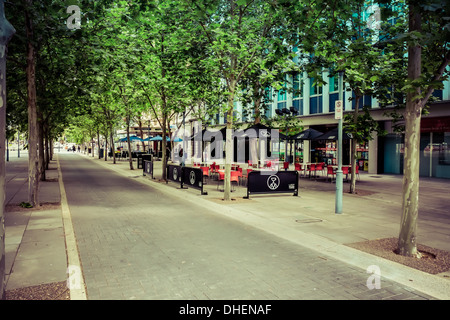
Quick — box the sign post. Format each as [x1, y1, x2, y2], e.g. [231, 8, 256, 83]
[335, 100, 343, 120]
[335, 72, 344, 214]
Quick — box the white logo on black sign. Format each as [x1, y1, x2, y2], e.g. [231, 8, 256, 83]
[260, 130, 271, 137]
[173, 167, 178, 180]
[267, 175, 280, 190]
[189, 171, 196, 185]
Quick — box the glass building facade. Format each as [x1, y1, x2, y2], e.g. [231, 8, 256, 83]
[208, 1, 450, 179]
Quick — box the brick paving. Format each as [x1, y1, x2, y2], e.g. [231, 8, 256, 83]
[59, 154, 436, 300]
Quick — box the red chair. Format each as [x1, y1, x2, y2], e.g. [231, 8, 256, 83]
[241, 168, 252, 186]
[216, 170, 225, 190]
[295, 163, 304, 177]
[342, 166, 349, 181]
[355, 165, 360, 180]
[210, 164, 220, 180]
[308, 163, 316, 179]
[283, 162, 289, 170]
[327, 166, 335, 182]
[230, 171, 240, 191]
[200, 166, 210, 183]
[315, 162, 324, 176]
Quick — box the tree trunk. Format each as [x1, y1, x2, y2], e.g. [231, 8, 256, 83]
[104, 135, 108, 161]
[49, 138, 53, 162]
[126, 119, 133, 170]
[139, 118, 146, 152]
[110, 129, 116, 164]
[223, 81, 236, 201]
[97, 130, 101, 160]
[161, 113, 168, 181]
[253, 82, 262, 124]
[398, 4, 422, 258]
[25, 0, 39, 207]
[38, 117, 45, 181]
[44, 125, 50, 169]
[350, 95, 360, 194]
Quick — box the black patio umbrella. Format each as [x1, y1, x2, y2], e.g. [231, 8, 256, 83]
[290, 128, 323, 141]
[190, 127, 244, 141]
[314, 127, 353, 141]
[243, 123, 288, 140]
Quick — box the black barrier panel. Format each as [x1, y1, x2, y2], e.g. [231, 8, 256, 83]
[181, 167, 208, 195]
[138, 154, 152, 169]
[143, 160, 154, 179]
[167, 164, 182, 184]
[244, 170, 298, 199]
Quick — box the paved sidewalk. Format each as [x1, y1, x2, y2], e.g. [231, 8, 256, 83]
[4, 151, 450, 300]
[4, 152, 67, 291]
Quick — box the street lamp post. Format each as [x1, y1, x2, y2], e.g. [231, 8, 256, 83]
[0, 0, 15, 299]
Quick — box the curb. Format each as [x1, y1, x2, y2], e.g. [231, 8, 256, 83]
[57, 155, 87, 300]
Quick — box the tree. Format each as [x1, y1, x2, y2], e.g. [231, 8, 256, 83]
[132, 1, 200, 180]
[397, 0, 450, 257]
[297, 0, 388, 194]
[5, 0, 87, 205]
[23, 0, 40, 207]
[188, 0, 311, 200]
[339, 39, 388, 194]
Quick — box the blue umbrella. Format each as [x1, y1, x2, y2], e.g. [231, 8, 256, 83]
[149, 135, 182, 142]
[149, 135, 163, 141]
[119, 136, 143, 142]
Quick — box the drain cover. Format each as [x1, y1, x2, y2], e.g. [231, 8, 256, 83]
[295, 218, 323, 223]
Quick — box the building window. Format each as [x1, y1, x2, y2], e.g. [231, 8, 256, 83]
[293, 73, 303, 98]
[293, 99, 303, 115]
[293, 72, 303, 115]
[310, 76, 323, 114]
[277, 79, 287, 111]
[310, 77, 322, 96]
[264, 87, 273, 118]
[351, 91, 373, 109]
[329, 74, 339, 93]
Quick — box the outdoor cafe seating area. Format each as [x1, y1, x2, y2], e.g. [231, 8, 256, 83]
[293, 162, 359, 182]
[184, 158, 360, 190]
